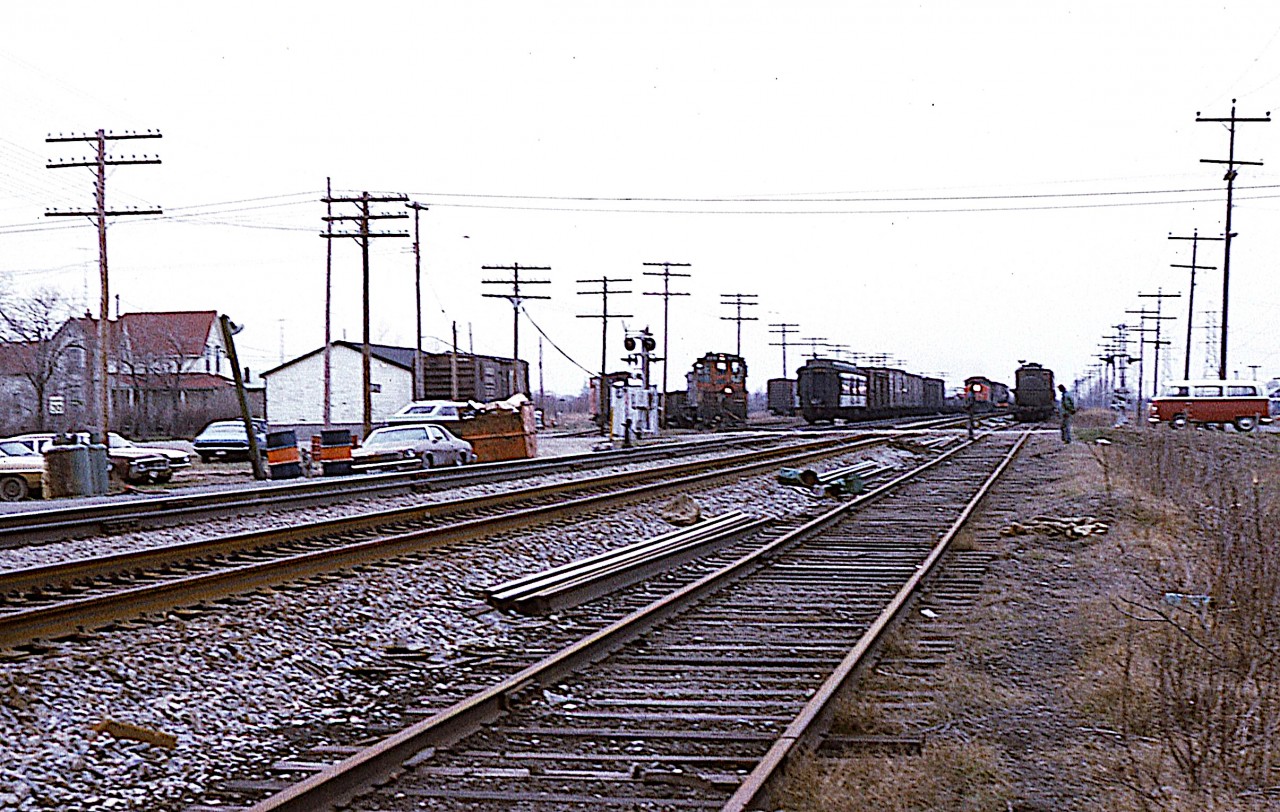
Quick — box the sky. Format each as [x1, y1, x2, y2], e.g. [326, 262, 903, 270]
[2, 1, 1280, 398]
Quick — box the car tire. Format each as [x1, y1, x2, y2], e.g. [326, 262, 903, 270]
[1234, 416, 1257, 433]
[420, 452, 434, 470]
[0, 476, 29, 502]
[1170, 414, 1188, 430]
[153, 472, 173, 484]
[198, 454, 213, 464]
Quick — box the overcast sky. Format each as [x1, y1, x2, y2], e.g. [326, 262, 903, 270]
[2, 2, 1279, 397]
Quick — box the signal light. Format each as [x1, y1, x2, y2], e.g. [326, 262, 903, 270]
[624, 337, 636, 351]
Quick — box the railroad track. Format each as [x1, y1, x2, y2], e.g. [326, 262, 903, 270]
[0, 432, 911, 650]
[214, 429, 1028, 812]
[0, 433, 795, 546]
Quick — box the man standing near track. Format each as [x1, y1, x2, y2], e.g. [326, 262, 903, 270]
[1058, 384, 1076, 444]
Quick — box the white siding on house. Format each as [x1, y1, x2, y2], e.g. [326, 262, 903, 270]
[265, 346, 413, 425]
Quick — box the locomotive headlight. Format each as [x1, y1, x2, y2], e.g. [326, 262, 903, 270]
[723, 387, 733, 394]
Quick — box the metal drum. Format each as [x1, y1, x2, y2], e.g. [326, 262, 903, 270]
[318, 429, 353, 476]
[265, 429, 302, 479]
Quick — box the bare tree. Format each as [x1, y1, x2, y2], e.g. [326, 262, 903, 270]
[0, 285, 83, 432]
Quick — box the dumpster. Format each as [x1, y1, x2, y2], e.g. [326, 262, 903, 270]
[452, 402, 538, 463]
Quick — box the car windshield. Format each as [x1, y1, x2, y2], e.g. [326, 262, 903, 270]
[364, 428, 423, 447]
[202, 423, 248, 437]
[108, 433, 135, 447]
[0, 441, 35, 456]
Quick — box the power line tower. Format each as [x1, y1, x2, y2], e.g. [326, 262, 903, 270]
[45, 128, 162, 444]
[322, 190, 409, 439]
[481, 262, 551, 396]
[719, 293, 758, 357]
[641, 261, 691, 428]
[1196, 100, 1270, 379]
[1168, 230, 1221, 380]
[1201, 310, 1220, 377]
[577, 277, 632, 435]
[768, 322, 800, 377]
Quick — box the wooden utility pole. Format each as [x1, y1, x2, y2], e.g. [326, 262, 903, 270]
[407, 202, 429, 400]
[219, 315, 266, 480]
[481, 263, 550, 395]
[577, 277, 632, 434]
[323, 177, 333, 428]
[1136, 289, 1181, 397]
[1168, 230, 1221, 381]
[768, 322, 800, 378]
[1196, 100, 1269, 379]
[642, 261, 691, 428]
[719, 293, 759, 357]
[322, 190, 409, 438]
[45, 128, 162, 444]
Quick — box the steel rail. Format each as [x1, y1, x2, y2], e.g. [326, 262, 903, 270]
[241, 429, 1015, 812]
[721, 429, 1031, 811]
[0, 434, 889, 648]
[0, 433, 794, 545]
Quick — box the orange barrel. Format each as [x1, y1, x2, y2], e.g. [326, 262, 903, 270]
[266, 429, 302, 479]
[318, 429, 353, 476]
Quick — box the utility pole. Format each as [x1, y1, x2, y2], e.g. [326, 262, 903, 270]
[768, 322, 800, 378]
[1196, 100, 1270, 379]
[1137, 289, 1181, 397]
[801, 336, 828, 359]
[322, 190, 409, 439]
[323, 177, 334, 428]
[481, 263, 550, 396]
[642, 261, 691, 429]
[1168, 230, 1221, 381]
[407, 201, 429, 400]
[719, 293, 758, 357]
[577, 277, 632, 435]
[46, 128, 162, 444]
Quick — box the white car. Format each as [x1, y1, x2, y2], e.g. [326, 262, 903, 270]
[386, 400, 470, 425]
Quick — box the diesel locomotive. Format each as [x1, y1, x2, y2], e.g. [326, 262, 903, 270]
[1012, 362, 1056, 421]
[666, 352, 749, 428]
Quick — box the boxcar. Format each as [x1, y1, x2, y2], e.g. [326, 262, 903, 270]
[766, 378, 797, 416]
[1012, 362, 1056, 422]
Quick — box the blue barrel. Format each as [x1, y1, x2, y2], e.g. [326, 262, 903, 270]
[266, 429, 302, 479]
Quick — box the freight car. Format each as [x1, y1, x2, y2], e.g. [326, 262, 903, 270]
[766, 378, 797, 416]
[797, 358, 945, 423]
[1012, 362, 1056, 421]
[667, 352, 749, 428]
[963, 375, 1011, 412]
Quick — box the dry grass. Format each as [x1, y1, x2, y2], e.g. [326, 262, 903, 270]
[778, 741, 1012, 812]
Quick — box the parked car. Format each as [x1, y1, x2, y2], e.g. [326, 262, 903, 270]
[193, 419, 268, 463]
[386, 400, 471, 425]
[3, 432, 171, 484]
[351, 424, 475, 473]
[107, 432, 192, 473]
[0, 441, 43, 501]
[1148, 379, 1274, 432]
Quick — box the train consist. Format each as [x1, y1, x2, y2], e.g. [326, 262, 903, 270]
[797, 359, 946, 423]
[1011, 362, 1056, 421]
[666, 352, 749, 428]
[962, 375, 1011, 412]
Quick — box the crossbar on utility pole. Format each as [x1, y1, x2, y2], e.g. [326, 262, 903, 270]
[642, 262, 691, 429]
[322, 190, 409, 439]
[801, 336, 828, 359]
[481, 263, 550, 396]
[578, 277, 632, 435]
[1136, 289, 1181, 397]
[46, 128, 163, 444]
[1196, 99, 1269, 380]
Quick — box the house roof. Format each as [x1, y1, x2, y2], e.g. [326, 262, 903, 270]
[262, 341, 529, 377]
[114, 372, 236, 391]
[116, 311, 217, 357]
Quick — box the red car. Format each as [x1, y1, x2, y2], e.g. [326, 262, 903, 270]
[1148, 380, 1272, 432]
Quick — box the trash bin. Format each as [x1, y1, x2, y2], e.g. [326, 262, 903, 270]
[43, 444, 91, 498]
[266, 429, 302, 479]
[87, 444, 110, 495]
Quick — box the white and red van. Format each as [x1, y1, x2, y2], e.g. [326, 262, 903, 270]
[1148, 379, 1273, 432]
